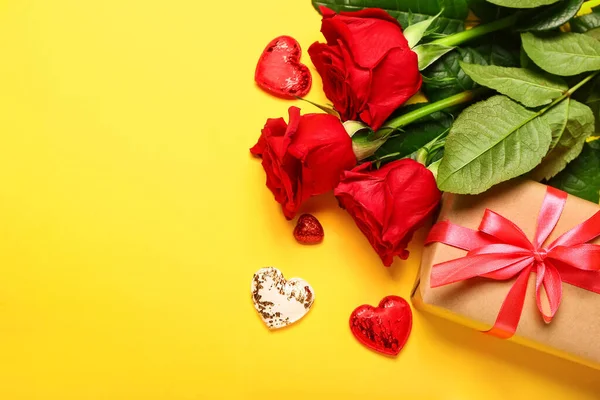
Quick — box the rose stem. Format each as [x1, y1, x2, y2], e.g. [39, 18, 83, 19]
[394, 70, 600, 167]
[431, 13, 520, 48]
[382, 87, 490, 132]
[378, 13, 521, 134]
[539, 70, 600, 114]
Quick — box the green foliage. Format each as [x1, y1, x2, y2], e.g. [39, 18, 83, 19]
[518, 0, 585, 32]
[312, 1, 600, 202]
[311, 0, 466, 34]
[586, 27, 600, 40]
[459, 63, 567, 107]
[572, 75, 600, 133]
[585, 78, 600, 133]
[531, 99, 595, 180]
[423, 45, 518, 102]
[404, 11, 442, 48]
[548, 140, 600, 203]
[437, 95, 553, 194]
[570, 6, 600, 33]
[485, 0, 560, 8]
[522, 32, 600, 76]
[372, 106, 453, 163]
[467, 0, 516, 21]
[414, 43, 456, 70]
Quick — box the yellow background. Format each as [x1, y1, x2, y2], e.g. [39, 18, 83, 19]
[0, 0, 599, 399]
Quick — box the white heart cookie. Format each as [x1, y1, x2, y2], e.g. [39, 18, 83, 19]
[251, 267, 315, 329]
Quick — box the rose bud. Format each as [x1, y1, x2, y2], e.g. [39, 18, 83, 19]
[308, 6, 422, 131]
[334, 159, 441, 266]
[251, 106, 357, 220]
[343, 120, 388, 161]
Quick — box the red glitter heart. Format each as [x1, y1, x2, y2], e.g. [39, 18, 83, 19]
[293, 214, 324, 245]
[255, 36, 312, 99]
[350, 296, 413, 356]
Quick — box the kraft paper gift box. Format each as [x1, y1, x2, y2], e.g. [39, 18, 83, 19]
[412, 180, 600, 369]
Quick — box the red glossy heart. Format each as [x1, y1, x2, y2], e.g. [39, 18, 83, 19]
[293, 214, 324, 244]
[255, 35, 312, 99]
[349, 296, 413, 356]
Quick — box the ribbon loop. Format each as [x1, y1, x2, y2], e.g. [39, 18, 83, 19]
[534, 187, 567, 248]
[479, 210, 533, 250]
[427, 186, 600, 338]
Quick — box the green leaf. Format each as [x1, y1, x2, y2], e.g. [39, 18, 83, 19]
[372, 106, 453, 163]
[423, 48, 486, 102]
[404, 11, 442, 48]
[570, 7, 600, 33]
[423, 45, 519, 102]
[586, 27, 600, 41]
[548, 141, 600, 203]
[518, 0, 584, 32]
[414, 43, 456, 70]
[531, 99, 595, 180]
[468, 0, 516, 21]
[473, 42, 521, 66]
[437, 95, 553, 194]
[485, 0, 560, 8]
[572, 75, 600, 134]
[519, 46, 545, 73]
[543, 98, 570, 149]
[311, 0, 466, 35]
[587, 80, 600, 134]
[459, 63, 567, 107]
[438, 0, 470, 19]
[521, 32, 600, 76]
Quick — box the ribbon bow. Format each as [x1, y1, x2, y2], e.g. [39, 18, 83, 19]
[427, 186, 600, 339]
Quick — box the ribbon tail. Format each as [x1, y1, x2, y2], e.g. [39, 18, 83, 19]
[431, 254, 530, 287]
[486, 267, 532, 339]
[554, 261, 600, 294]
[549, 244, 600, 272]
[426, 220, 498, 250]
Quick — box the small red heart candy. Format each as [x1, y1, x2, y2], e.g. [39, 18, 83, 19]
[255, 35, 312, 99]
[350, 296, 413, 356]
[293, 214, 324, 245]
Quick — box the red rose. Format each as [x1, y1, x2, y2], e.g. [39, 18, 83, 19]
[334, 159, 441, 266]
[251, 106, 357, 220]
[308, 6, 422, 131]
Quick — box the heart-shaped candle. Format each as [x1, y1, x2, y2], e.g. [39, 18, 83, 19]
[251, 267, 315, 329]
[255, 35, 312, 99]
[349, 296, 413, 356]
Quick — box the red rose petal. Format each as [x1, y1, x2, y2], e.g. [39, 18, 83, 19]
[255, 36, 312, 99]
[293, 214, 324, 244]
[350, 296, 413, 356]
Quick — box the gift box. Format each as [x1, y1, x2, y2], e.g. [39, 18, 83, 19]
[412, 180, 600, 369]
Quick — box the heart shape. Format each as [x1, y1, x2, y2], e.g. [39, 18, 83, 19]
[349, 296, 412, 356]
[294, 214, 324, 244]
[251, 267, 315, 329]
[255, 36, 312, 99]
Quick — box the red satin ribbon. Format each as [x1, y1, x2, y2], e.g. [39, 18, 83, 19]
[426, 186, 600, 339]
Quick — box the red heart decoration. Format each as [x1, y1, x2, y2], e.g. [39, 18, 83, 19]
[293, 214, 324, 244]
[349, 296, 413, 356]
[255, 36, 312, 99]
